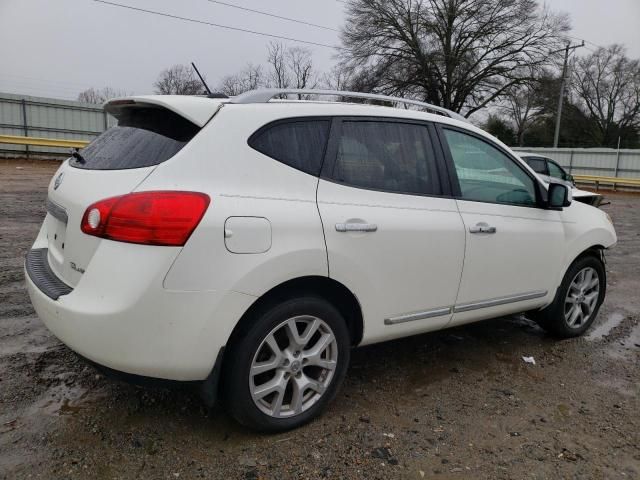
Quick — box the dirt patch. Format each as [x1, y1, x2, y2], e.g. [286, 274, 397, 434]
[1, 160, 638, 479]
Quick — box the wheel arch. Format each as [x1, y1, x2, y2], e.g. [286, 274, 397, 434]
[567, 244, 607, 272]
[227, 275, 364, 350]
[550, 243, 607, 305]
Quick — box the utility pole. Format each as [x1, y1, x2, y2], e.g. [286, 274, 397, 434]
[553, 41, 584, 147]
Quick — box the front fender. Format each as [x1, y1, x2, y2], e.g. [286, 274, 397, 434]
[556, 202, 616, 286]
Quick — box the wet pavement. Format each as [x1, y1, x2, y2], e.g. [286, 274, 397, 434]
[1, 160, 638, 479]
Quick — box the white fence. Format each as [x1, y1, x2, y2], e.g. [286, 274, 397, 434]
[0, 92, 115, 158]
[512, 147, 640, 179]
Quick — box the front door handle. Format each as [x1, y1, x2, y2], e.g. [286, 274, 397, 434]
[335, 222, 378, 233]
[469, 222, 496, 234]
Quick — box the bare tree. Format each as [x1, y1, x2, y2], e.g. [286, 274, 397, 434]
[287, 47, 316, 91]
[217, 64, 264, 96]
[321, 65, 353, 91]
[264, 42, 316, 98]
[266, 42, 290, 89]
[77, 87, 129, 104]
[340, 0, 569, 116]
[572, 45, 640, 145]
[154, 64, 206, 95]
[500, 76, 544, 146]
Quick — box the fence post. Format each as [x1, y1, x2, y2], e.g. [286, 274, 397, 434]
[21, 99, 29, 159]
[613, 136, 621, 177]
[103, 110, 108, 132]
[568, 149, 574, 173]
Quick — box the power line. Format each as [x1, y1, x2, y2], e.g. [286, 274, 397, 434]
[92, 0, 342, 50]
[206, 0, 339, 32]
[563, 34, 605, 50]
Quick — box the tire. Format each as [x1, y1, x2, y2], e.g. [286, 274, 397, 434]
[530, 254, 606, 338]
[223, 296, 351, 432]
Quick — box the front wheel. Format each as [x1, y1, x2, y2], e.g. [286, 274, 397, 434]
[223, 296, 350, 432]
[530, 254, 606, 338]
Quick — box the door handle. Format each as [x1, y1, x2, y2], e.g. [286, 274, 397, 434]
[335, 222, 378, 233]
[469, 223, 496, 234]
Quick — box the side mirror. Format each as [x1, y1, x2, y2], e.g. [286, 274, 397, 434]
[548, 182, 572, 210]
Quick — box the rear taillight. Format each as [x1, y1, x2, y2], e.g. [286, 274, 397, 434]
[80, 191, 210, 246]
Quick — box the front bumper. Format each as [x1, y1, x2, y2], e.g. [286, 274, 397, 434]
[25, 243, 255, 381]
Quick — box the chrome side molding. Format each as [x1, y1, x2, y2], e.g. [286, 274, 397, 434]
[384, 290, 548, 326]
[384, 307, 452, 325]
[453, 290, 547, 313]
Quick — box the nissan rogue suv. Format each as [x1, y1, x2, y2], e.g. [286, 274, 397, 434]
[25, 89, 617, 431]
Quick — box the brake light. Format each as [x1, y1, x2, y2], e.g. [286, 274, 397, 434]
[80, 191, 210, 246]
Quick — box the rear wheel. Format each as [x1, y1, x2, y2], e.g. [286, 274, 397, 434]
[530, 254, 605, 338]
[224, 296, 350, 432]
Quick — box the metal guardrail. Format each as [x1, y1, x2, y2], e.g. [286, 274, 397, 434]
[574, 174, 640, 190]
[0, 134, 89, 149]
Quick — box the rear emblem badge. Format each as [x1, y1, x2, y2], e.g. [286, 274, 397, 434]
[70, 262, 85, 274]
[54, 172, 65, 190]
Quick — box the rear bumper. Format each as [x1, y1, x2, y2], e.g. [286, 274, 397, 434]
[25, 243, 255, 381]
[25, 248, 73, 300]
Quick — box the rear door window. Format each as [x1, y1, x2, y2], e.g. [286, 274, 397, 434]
[249, 119, 330, 176]
[328, 120, 441, 196]
[71, 107, 200, 170]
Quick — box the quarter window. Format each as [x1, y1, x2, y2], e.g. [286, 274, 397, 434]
[249, 119, 330, 175]
[330, 121, 440, 195]
[443, 129, 537, 207]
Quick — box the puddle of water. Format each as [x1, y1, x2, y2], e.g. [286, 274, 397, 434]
[607, 323, 640, 360]
[29, 384, 92, 417]
[586, 312, 625, 341]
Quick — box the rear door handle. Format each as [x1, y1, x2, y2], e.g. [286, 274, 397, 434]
[335, 223, 378, 233]
[469, 223, 496, 234]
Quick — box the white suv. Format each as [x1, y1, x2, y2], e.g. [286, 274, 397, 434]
[26, 89, 616, 431]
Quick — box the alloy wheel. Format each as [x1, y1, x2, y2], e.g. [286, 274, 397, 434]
[564, 266, 600, 328]
[249, 315, 338, 418]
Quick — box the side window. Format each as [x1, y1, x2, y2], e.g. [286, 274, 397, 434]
[443, 129, 537, 207]
[524, 157, 547, 175]
[249, 119, 330, 175]
[330, 121, 440, 195]
[547, 160, 565, 180]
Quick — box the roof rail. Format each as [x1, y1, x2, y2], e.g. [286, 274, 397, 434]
[230, 88, 468, 122]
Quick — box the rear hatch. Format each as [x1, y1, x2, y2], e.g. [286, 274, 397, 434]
[44, 98, 219, 287]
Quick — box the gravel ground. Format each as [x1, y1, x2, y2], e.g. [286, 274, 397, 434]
[0, 160, 638, 480]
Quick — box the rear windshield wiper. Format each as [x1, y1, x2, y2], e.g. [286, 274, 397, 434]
[70, 148, 86, 165]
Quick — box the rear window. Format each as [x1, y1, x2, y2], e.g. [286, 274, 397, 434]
[248, 119, 330, 176]
[71, 107, 200, 170]
[523, 157, 547, 174]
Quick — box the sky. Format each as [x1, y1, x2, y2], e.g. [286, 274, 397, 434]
[0, 0, 638, 100]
